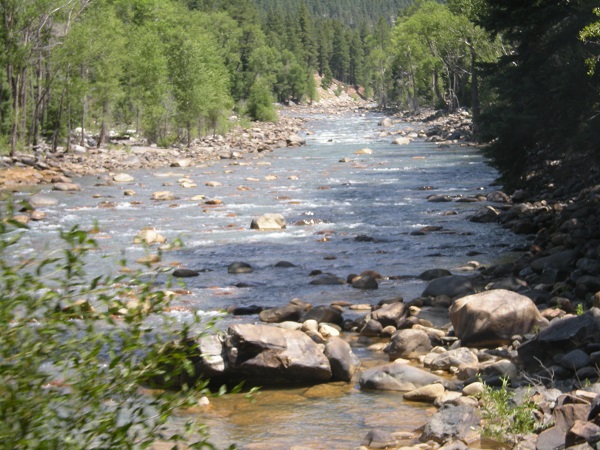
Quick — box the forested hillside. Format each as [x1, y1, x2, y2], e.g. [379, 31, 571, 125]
[1, 0, 599, 190]
[251, 0, 410, 25]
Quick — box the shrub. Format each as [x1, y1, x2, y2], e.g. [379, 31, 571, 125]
[0, 205, 217, 449]
[478, 377, 541, 445]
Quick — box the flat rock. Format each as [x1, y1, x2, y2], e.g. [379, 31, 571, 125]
[359, 361, 445, 392]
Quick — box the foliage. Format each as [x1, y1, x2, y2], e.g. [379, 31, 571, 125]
[478, 377, 541, 444]
[580, 7, 600, 74]
[246, 78, 278, 122]
[477, 0, 600, 188]
[0, 205, 218, 449]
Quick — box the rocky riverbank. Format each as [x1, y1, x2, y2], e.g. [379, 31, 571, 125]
[0, 113, 310, 191]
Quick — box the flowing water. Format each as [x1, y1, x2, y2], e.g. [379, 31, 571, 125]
[10, 109, 522, 448]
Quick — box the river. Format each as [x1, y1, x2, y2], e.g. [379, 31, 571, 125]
[12, 108, 522, 448]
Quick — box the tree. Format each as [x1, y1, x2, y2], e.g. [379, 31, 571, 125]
[169, 33, 232, 145]
[477, 0, 600, 187]
[247, 77, 277, 122]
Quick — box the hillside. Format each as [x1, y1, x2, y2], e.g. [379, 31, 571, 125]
[251, 0, 412, 25]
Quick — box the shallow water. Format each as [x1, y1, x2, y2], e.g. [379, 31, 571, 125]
[11, 109, 523, 448]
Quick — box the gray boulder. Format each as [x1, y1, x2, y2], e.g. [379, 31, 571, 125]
[228, 262, 253, 274]
[259, 300, 311, 323]
[419, 404, 481, 444]
[371, 302, 407, 328]
[531, 249, 579, 273]
[385, 329, 432, 361]
[324, 337, 360, 382]
[427, 348, 479, 371]
[359, 361, 445, 391]
[250, 213, 286, 230]
[419, 268, 452, 281]
[450, 289, 549, 348]
[309, 273, 346, 285]
[225, 324, 332, 385]
[518, 308, 600, 367]
[301, 305, 343, 326]
[422, 275, 475, 299]
[29, 193, 59, 207]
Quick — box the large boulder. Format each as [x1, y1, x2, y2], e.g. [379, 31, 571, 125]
[530, 250, 579, 273]
[450, 289, 549, 348]
[301, 305, 343, 326]
[385, 329, 432, 361]
[370, 302, 407, 328]
[225, 324, 332, 385]
[518, 308, 600, 367]
[250, 213, 286, 230]
[422, 275, 475, 299]
[359, 361, 445, 391]
[419, 404, 481, 444]
[324, 337, 360, 382]
[259, 299, 311, 323]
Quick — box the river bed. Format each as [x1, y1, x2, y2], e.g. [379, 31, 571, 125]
[10, 109, 522, 448]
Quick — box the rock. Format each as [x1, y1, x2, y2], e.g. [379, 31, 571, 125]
[172, 269, 200, 278]
[195, 334, 227, 377]
[518, 308, 600, 367]
[301, 305, 343, 326]
[566, 420, 600, 447]
[134, 229, 167, 245]
[536, 425, 567, 450]
[422, 275, 475, 299]
[386, 329, 432, 361]
[205, 181, 222, 187]
[360, 319, 383, 337]
[371, 301, 407, 328]
[427, 194, 452, 203]
[274, 261, 296, 268]
[361, 430, 397, 449]
[229, 305, 264, 315]
[450, 289, 549, 348]
[559, 349, 592, 371]
[113, 173, 135, 182]
[404, 383, 446, 403]
[28, 194, 59, 207]
[228, 262, 253, 274]
[354, 148, 373, 155]
[469, 206, 500, 223]
[225, 324, 332, 385]
[53, 182, 81, 191]
[286, 133, 306, 147]
[250, 213, 286, 230]
[309, 273, 346, 285]
[419, 404, 481, 445]
[359, 361, 446, 391]
[462, 382, 484, 396]
[486, 190, 511, 203]
[419, 268, 452, 281]
[324, 337, 360, 382]
[378, 117, 393, 127]
[427, 348, 478, 371]
[152, 191, 176, 201]
[392, 137, 411, 145]
[351, 275, 378, 290]
[259, 300, 311, 323]
[531, 250, 579, 273]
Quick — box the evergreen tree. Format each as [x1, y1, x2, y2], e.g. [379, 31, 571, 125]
[478, 0, 600, 187]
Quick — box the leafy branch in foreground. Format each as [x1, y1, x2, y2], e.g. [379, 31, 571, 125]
[0, 210, 219, 449]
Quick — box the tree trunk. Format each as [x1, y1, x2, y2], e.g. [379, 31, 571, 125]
[433, 69, 448, 110]
[80, 65, 87, 147]
[468, 39, 480, 134]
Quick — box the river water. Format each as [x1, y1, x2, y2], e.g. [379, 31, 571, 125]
[12, 109, 521, 448]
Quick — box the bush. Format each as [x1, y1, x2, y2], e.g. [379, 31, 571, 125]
[478, 377, 541, 445]
[0, 205, 217, 449]
[246, 78, 277, 123]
